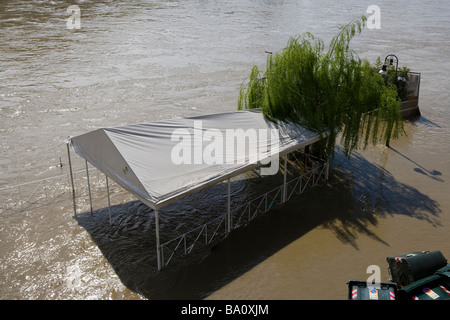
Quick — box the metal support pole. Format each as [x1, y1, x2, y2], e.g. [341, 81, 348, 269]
[283, 154, 287, 203]
[85, 160, 93, 215]
[304, 145, 309, 168]
[227, 178, 231, 234]
[106, 175, 111, 226]
[155, 209, 161, 270]
[66, 142, 77, 216]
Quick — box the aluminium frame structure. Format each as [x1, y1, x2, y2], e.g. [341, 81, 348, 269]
[66, 139, 329, 271]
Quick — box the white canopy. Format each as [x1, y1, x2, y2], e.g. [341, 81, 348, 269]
[69, 109, 322, 210]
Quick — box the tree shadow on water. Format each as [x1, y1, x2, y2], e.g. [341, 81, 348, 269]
[75, 148, 441, 299]
[320, 149, 442, 250]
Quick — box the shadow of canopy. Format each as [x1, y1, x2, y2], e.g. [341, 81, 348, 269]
[75, 147, 441, 299]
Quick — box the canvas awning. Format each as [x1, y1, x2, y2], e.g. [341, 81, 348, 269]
[68, 109, 323, 210]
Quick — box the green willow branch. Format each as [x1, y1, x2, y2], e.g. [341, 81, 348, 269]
[238, 16, 405, 159]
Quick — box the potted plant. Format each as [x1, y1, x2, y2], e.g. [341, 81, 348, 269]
[375, 56, 421, 118]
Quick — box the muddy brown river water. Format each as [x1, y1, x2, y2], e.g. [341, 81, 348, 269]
[1, 0, 449, 300]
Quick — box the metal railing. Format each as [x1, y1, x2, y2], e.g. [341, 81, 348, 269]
[1, 148, 328, 270]
[159, 153, 328, 268]
[0, 172, 75, 215]
[159, 214, 228, 267]
[0, 163, 127, 217]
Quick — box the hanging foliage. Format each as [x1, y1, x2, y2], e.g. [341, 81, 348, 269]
[238, 16, 405, 159]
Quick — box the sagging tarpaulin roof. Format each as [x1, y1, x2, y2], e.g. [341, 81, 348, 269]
[68, 109, 323, 210]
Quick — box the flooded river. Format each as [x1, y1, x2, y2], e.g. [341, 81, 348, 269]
[1, 0, 449, 300]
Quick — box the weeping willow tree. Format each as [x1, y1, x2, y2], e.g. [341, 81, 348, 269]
[238, 16, 405, 159]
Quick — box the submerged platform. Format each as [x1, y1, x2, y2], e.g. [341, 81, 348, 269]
[67, 109, 330, 270]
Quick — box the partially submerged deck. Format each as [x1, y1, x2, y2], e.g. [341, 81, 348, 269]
[67, 110, 330, 270]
